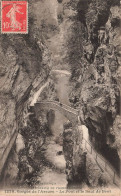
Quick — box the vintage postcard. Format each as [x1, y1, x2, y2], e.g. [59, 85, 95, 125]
[0, 0, 120, 196]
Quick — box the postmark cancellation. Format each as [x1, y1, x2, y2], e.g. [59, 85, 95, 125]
[1, 1, 28, 34]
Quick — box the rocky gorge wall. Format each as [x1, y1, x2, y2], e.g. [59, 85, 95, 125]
[0, 0, 52, 186]
[0, 0, 120, 189]
[68, 0, 121, 172]
[43, 0, 121, 186]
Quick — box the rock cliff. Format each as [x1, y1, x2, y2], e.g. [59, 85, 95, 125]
[0, 0, 52, 186]
[0, 0, 120, 189]
[68, 0, 121, 172]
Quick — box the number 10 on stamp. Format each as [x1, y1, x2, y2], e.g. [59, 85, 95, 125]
[1, 1, 28, 34]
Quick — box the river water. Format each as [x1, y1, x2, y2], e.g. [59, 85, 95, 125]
[27, 69, 119, 188]
[50, 70, 71, 137]
[33, 70, 72, 188]
[14, 69, 90, 189]
[33, 70, 91, 189]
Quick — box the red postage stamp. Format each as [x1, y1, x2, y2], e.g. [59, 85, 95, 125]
[1, 1, 28, 33]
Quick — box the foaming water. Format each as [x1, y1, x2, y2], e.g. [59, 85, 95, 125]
[82, 125, 89, 141]
[30, 81, 49, 106]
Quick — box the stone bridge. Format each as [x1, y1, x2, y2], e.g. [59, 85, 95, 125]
[0, 100, 119, 188]
[30, 101, 79, 125]
[0, 101, 79, 177]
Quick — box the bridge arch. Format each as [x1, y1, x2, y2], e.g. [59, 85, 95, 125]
[30, 101, 79, 126]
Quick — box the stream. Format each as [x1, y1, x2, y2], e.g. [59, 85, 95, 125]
[34, 136, 67, 188]
[31, 70, 71, 188]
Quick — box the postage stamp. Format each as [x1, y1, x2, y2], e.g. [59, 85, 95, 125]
[1, 1, 28, 34]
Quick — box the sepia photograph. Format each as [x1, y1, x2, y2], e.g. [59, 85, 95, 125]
[0, 0, 121, 195]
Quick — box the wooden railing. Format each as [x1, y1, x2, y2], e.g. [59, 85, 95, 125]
[83, 138, 120, 187]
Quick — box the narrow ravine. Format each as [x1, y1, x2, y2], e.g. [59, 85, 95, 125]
[25, 70, 71, 189]
[0, 0, 120, 192]
[34, 136, 67, 188]
[36, 70, 71, 187]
